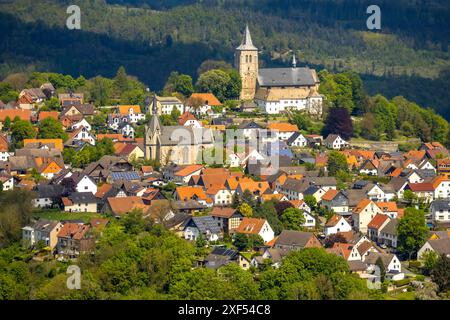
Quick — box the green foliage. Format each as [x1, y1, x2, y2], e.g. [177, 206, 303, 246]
[421, 250, 439, 276]
[327, 151, 349, 176]
[37, 117, 67, 141]
[233, 233, 264, 251]
[239, 202, 253, 217]
[431, 255, 450, 293]
[0, 189, 34, 247]
[0, 82, 18, 103]
[280, 208, 305, 231]
[10, 119, 35, 149]
[397, 207, 428, 258]
[43, 97, 60, 111]
[254, 201, 284, 235]
[164, 72, 194, 97]
[196, 69, 241, 101]
[64, 138, 115, 168]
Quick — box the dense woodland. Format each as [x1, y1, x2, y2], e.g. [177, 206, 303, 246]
[0, 0, 449, 118]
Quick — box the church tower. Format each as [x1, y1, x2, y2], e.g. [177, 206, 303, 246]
[235, 25, 258, 101]
[144, 101, 161, 161]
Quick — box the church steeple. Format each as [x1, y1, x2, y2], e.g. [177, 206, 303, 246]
[236, 24, 257, 51]
[235, 24, 258, 101]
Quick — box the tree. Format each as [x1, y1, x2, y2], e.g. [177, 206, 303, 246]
[322, 107, 353, 140]
[239, 202, 253, 217]
[10, 120, 35, 149]
[421, 250, 438, 276]
[327, 151, 349, 176]
[3, 117, 11, 131]
[37, 117, 68, 141]
[303, 195, 317, 211]
[164, 72, 194, 97]
[397, 207, 428, 259]
[403, 190, 418, 205]
[0, 82, 18, 103]
[196, 69, 230, 102]
[234, 233, 264, 251]
[431, 254, 450, 293]
[280, 208, 305, 231]
[114, 66, 129, 94]
[375, 257, 386, 283]
[231, 192, 240, 209]
[90, 76, 113, 105]
[241, 189, 256, 208]
[254, 201, 284, 235]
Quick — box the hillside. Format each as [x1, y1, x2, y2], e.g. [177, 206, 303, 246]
[0, 0, 449, 117]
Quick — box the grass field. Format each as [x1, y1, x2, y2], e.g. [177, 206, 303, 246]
[33, 209, 104, 223]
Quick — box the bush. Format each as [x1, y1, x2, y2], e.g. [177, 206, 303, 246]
[415, 275, 425, 281]
[394, 278, 411, 287]
[409, 260, 421, 268]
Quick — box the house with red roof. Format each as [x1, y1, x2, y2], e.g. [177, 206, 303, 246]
[178, 112, 202, 128]
[367, 213, 391, 242]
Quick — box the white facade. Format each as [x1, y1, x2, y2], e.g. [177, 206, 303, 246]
[72, 127, 96, 146]
[257, 221, 275, 243]
[161, 103, 184, 115]
[289, 134, 307, 147]
[325, 135, 348, 150]
[76, 175, 98, 195]
[0, 152, 10, 162]
[72, 119, 92, 132]
[302, 211, 316, 228]
[434, 180, 450, 199]
[64, 201, 97, 213]
[256, 96, 323, 115]
[324, 216, 352, 236]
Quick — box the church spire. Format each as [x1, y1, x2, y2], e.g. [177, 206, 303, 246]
[292, 52, 297, 68]
[236, 24, 257, 51]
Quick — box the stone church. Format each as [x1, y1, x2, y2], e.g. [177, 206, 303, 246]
[235, 25, 323, 115]
[144, 105, 214, 165]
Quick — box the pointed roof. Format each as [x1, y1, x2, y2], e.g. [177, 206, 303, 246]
[236, 25, 257, 51]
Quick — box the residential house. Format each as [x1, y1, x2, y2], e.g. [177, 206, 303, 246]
[204, 247, 239, 269]
[65, 126, 96, 146]
[62, 192, 98, 213]
[364, 252, 404, 280]
[287, 132, 308, 147]
[103, 196, 147, 217]
[183, 216, 223, 242]
[235, 217, 275, 243]
[378, 219, 398, 248]
[430, 199, 450, 226]
[174, 186, 212, 206]
[179, 112, 202, 128]
[118, 105, 145, 123]
[164, 164, 204, 184]
[62, 173, 98, 195]
[267, 123, 299, 141]
[352, 199, 384, 234]
[33, 184, 64, 208]
[324, 134, 348, 150]
[210, 207, 244, 234]
[367, 214, 391, 243]
[187, 93, 222, 115]
[22, 219, 63, 249]
[56, 222, 94, 259]
[418, 237, 450, 260]
[71, 118, 92, 132]
[324, 214, 352, 236]
[273, 230, 322, 251]
[147, 95, 184, 115]
[238, 121, 263, 139]
[321, 189, 350, 215]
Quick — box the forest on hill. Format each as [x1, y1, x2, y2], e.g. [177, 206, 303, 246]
[0, 0, 449, 118]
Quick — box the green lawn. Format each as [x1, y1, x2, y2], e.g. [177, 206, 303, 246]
[33, 209, 104, 223]
[386, 290, 416, 300]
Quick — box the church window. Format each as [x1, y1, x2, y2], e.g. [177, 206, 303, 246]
[249, 55, 252, 63]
